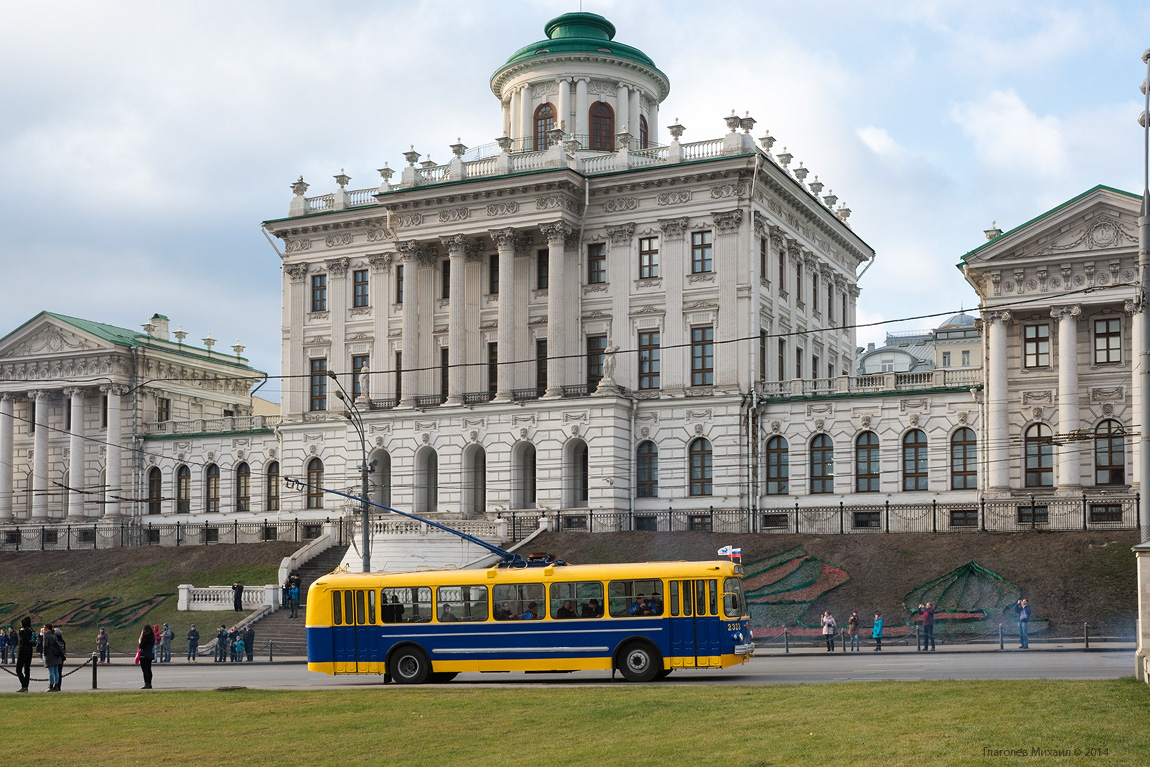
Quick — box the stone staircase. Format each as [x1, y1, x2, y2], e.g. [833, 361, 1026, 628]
[245, 544, 349, 658]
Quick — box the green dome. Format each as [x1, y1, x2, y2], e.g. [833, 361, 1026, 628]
[491, 12, 668, 98]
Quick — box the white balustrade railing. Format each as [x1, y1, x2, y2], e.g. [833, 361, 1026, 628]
[417, 164, 451, 184]
[942, 368, 981, 384]
[758, 369, 985, 400]
[347, 188, 379, 206]
[510, 150, 547, 172]
[679, 138, 725, 161]
[465, 156, 499, 178]
[307, 194, 334, 212]
[581, 153, 617, 173]
[369, 518, 504, 539]
[143, 415, 282, 437]
[895, 372, 934, 388]
[178, 584, 279, 612]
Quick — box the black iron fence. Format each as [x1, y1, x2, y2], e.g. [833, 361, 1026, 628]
[0, 517, 352, 552]
[504, 493, 1140, 542]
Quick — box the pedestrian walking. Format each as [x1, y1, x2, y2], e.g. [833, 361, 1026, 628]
[820, 611, 837, 652]
[137, 624, 155, 689]
[0, 626, 8, 664]
[15, 617, 34, 692]
[186, 624, 200, 663]
[42, 623, 65, 692]
[289, 583, 300, 619]
[847, 610, 861, 652]
[917, 602, 936, 651]
[232, 581, 244, 612]
[160, 623, 175, 662]
[1014, 598, 1031, 649]
[96, 627, 109, 664]
[215, 625, 228, 662]
[243, 625, 255, 662]
[872, 611, 884, 651]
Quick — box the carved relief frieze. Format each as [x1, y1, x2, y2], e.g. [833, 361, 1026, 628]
[324, 233, 352, 248]
[536, 195, 584, 215]
[710, 183, 746, 199]
[604, 197, 639, 213]
[395, 212, 423, 228]
[365, 228, 393, 242]
[657, 190, 691, 206]
[285, 239, 311, 253]
[486, 201, 520, 217]
[606, 223, 635, 244]
[438, 206, 469, 223]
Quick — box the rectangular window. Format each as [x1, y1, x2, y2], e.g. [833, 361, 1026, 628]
[639, 237, 660, 279]
[441, 259, 450, 299]
[827, 284, 834, 322]
[812, 274, 820, 312]
[381, 586, 432, 623]
[1023, 324, 1049, 368]
[691, 231, 713, 273]
[311, 274, 327, 312]
[587, 335, 608, 389]
[638, 331, 660, 390]
[488, 253, 499, 294]
[778, 251, 786, 290]
[950, 508, 978, 528]
[394, 351, 402, 400]
[608, 580, 664, 617]
[691, 326, 714, 386]
[550, 582, 604, 619]
[795, 347, 803, 380]
[759, 331, 767, 383]
[487, 342, 499, 394]
[942, 351, 951, 367]
[1016, 505, 1049, 525]
[635, 515, 658, 531]
[351, 354, 370, 399]
[352, 269, 369, 308]
[536, 339, 548, 393]
[853, 511, 881, 529]
[536, 249, 549, 290]
[309, 359, 327, 411]
[811, 354, 820, 379]
[1094, 318, 1121, 364]
[435, 585, 488, 622]
[762, 513, 789, 529]
[440, 348, 449, 403]
[842, 293, 848, 326]
[1089, 504, 1123, 523]
[688, 514, 712, 532]
[157, 397, 171, 422]
[759, 237, 767, 280]
[493, 583, 546, 620]
[962, 350, 971, 366]
[395, 264, 404, 304]
[777, 338, 786, 382]
[101, 395, 108, 428]
[796, 270, 803, 306]
[587, 243, 606, 284]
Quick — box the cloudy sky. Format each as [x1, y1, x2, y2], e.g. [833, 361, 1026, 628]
[2, 0, 1148, 402]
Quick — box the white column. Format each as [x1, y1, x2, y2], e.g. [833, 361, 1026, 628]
[542, 221, 573, 397]
[442, 235, 469, 405]
[368, 254, 391, 400]
[502, 99, 511, 138]
[0, 394, 13, 521]
[986, 312, 1011, 490]
[1054, 306, 1082, 489]
[396, 243, 421, 408]
[558, 78, 571, 132]
[284, 263, 310, 416]
[616, 83, 630, 134]
[1131, 303, 1143, 493]
[30, 390, 49, 520]
[713, 211, 743, 387]
[491, 229, 518, 402]
[649, 102, 659, 145]
[65, 388, 85, 520]
[509, 88, 521, 143]
[630, 89, 642, 145]
[103, 385, 122, 519]
[575, 78, 589, 140]
[519, 85, 531, 148]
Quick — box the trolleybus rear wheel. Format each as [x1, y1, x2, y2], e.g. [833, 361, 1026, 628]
[618, 641, 660, 683]
[390, 646, 430, 685]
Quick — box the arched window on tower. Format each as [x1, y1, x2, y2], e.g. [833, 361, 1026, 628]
[639, 115, 649, 149]
[534, 103, 556, 151]
[1094, 420, 1125, 486]
[306, 458, 324, 509]
[589, 102, 615, 150]
[147, 467, 162, 515]
[1024, 424, 1053, 488]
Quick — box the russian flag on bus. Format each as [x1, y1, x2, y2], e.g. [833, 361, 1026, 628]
[718, 545, 742, 558]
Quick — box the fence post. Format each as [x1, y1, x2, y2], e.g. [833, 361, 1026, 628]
[784, 627, 789, 654]
[999, 623, 1004, 650]
[915, 624, 920, 651]
[233, 519, 239, 544]
[295, 518, 299, 543]
[1029, 493, 1036, 530]
[66, 525, 71, 551]
[589, 508, 594, 533]
[1082, 492, 1088, 531]
[932, 499, 937, 534]
[981, 497, 986, 532]
[794, 502, 799, 534]
[839, 501, 844, 535]
[269, 641, 274, 663]
[91, 652, 99, 689]
[93, 523, 98, 550]
[14, 525, 19, 552]
[41, 525, 45, 550]
[1136, 492, 1141, 531]
[629, 509, 633, 531]
[709, 505, 714, 531]
[884, 500, 890, 533]
[176, 521, 181, 547]
[841, 627, 846, 652]
[1084, 622, 1089, 650]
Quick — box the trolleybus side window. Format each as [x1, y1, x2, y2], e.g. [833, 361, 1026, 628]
[550, 581, 604, 619]
[355, 590, 366, 625]
[332, 591, 343, 625]
[695, 580, 707, 616]
[708, 579, 719, 616]
[345, 591, 356, 626]
[492, 583, 545, 620]
[722, 578, 745, 618]
[608, 579, 664, 617]
[381, 586, 432, 623]
[436, 585, 489, 622]
[669, 580, 693, 617]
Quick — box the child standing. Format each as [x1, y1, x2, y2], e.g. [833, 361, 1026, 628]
[872, 611, 884, 652]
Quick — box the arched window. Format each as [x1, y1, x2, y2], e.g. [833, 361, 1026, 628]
[639, 115, 649, 149]
[564, 439, 589, 508]
[1095, 420, 1125, 485]
[414, 449, 438, 514]
[176, 465, 191, 514]
[765, 436, 789, 495]
[147, 467, 162, 515]
[511, 442, 537, 509]
[855, 432, 880, 492]
[205, 464, 220, 512]
[951, 428, 977, 490]
[902, 429, 928, 491]
[306, 458, 324, 509]
[266, 461, 280, 512]
[462, 445, 487, 516]
[689, 438, 712, 496]
[1024, 424, 1053, 488]
[534, 103, 556, 150]
[637, 441, 658, 498]
[589, 102, 615, 150]
[810, 435, 834, 494]
[235, 462, 250, 513]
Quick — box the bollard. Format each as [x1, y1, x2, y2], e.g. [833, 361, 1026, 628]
[91, 652, 99, 690]
[1084, 622, 1090, 650]
[841, 628, 846, 652]
[916, 625, 920, 651]
[784, 628, 789, 654]
[999, 623, 1004, 650]
[269, 641, 274, 663]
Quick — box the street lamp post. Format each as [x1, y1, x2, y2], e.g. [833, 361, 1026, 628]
[1138, 49, 1150, 543]
[328, 369, 372, 571]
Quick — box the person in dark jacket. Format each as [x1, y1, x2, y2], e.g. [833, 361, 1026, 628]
[215, 625, 228, 662]
[916, 602, 936, 651]
[243, 625, 255, 662]
[1014, 598, 1031, 649]
[16, 616, 34, 692]
[186, 624, 200, 663]
[42, 623, 65, 692]
[138, 623, 155, 689]
[232, 582, 244, 612]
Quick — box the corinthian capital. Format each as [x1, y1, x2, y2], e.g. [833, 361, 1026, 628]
[440, 234, 470, 256]
[1050, 305, 1081, 320]
[540, 220, 574, 246]
[489, 228, 518, 251]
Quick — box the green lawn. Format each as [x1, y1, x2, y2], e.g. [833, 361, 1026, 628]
[2, 679, 1147, 766]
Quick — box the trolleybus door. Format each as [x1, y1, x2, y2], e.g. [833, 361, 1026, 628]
[331, 589, 379, 673]
[694, 578, 721, 665]
[669, 580, 696, 665]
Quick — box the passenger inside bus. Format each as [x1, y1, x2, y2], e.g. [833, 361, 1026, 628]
[556, 600, 577, 619]
[580, 599, 603, 618]
[440, 604, 458, 622]
[495, 602, 516, 620]
[520, 602, 540, 620]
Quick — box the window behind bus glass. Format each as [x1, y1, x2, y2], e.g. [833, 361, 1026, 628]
[493, 583, 545, 620]
[722, 578, 745, 618]
[550, 581, 604, 619]
[436, 585, 489, 622]
[708, 580, 719, 616]
[332, 591, 343, 625]
[608, 579, 665, 617]
[381, 587, 432, 623]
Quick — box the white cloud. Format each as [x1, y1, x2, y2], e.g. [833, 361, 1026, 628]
[950, 89, 1066, 177]
[856, 126, 902, 158]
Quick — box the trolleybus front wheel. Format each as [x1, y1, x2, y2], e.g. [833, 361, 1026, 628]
[617, 640, 661, 683]
[389, 646, 431, 685]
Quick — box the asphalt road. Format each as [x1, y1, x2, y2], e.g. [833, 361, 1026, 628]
[6, 645, 1135, 692]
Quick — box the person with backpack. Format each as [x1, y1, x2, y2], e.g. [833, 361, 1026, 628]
[160, 623, 175, 662]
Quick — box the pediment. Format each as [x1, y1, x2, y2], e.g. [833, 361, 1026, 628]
[0, 317, 112, 360]
[963, 186, 1141, 270]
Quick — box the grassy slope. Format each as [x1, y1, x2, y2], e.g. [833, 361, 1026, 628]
[0, 680, 1146, 766]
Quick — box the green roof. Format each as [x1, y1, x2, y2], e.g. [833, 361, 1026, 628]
[958, 184, 1140, 266]
[492, 13, 668, 96]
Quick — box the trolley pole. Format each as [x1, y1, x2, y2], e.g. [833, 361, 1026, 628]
[1138, 48, 1150, 543]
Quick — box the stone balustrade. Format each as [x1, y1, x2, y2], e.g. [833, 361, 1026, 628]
[143, 414, 282, 437]
[177, 583, 280, 611]
[758, 369, 982, 400]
